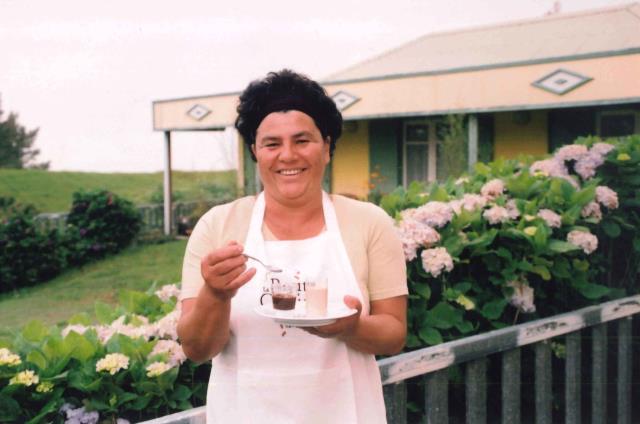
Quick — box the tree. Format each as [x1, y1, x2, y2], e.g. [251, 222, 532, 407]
[0, 106, 49, 169]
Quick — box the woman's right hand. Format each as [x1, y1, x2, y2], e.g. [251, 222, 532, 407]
[200, 240, 256, 301]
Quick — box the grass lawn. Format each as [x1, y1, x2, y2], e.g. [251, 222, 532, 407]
[0, 239, 187, 340]
[0, 169, 236, 213]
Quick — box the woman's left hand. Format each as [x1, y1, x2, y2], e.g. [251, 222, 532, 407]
[304, 295, 362, 341]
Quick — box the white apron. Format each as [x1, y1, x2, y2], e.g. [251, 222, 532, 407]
[205, 192, 386, 423]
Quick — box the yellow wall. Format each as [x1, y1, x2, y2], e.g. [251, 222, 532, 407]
[331, 121, 370, 199]
[494, 110, 548, 159]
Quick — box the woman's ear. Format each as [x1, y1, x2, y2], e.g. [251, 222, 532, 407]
[323, 137, 331, 164]
[251, 143, 257, 158]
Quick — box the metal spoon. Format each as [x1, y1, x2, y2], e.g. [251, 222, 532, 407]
[243, 254, 283, 273]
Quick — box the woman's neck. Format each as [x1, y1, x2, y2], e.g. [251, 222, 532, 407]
[263, 192, 325, 240]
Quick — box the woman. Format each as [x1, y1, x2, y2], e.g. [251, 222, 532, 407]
[177, 70, 407, 423]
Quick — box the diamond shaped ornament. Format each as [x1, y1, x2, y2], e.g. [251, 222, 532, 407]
[532, 69, 592, 95]
[187, 104, 211, 121]
[331, 91, 360, 111]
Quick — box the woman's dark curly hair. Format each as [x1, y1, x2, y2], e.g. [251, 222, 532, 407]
[235, 69, 343, 161]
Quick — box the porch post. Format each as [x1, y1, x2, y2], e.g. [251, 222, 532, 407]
[163, 131, 173, 236]
[468, 114, 479, 173]
[232, 126, 245, 196]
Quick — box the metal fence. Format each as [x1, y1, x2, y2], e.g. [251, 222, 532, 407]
[140, 294, 640, 424]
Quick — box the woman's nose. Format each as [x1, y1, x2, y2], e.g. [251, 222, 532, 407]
[279, 142, 297, 160]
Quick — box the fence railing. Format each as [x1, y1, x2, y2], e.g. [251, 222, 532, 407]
[139, 294, 640, 424]
[33, 200, 227, 234]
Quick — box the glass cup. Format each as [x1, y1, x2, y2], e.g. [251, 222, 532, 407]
[260, 270, 298, 311]
[305, 276, 328, 316]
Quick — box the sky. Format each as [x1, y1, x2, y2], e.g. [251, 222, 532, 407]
[0, 0, 632, 172]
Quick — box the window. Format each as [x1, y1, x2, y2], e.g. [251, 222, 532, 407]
[403, 120, 438, 186]
[597, 110, 639, 138]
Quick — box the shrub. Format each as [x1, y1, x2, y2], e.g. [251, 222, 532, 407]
[0, 198, 66, 292]
[380, 135, 639, 349]
[64, 190, 142, 265]
[0, 284, 208, 423]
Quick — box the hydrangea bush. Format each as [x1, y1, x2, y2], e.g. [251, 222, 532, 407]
[380, 135, 640, 348]
[0, 284, 209, 423]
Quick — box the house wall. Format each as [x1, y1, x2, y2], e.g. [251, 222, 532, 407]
[331, 121, 370, 199]
[493, 110, 548, 159]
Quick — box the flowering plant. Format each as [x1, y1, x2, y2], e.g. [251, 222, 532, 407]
[0, 283, 209, 423]
[381, 136, 639, 348]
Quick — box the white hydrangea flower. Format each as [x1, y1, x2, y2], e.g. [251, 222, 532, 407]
[152, 310, 180, 341]
[96, 353, 130, 375]
[397, 218, 441, 247]
[482, 205, 510, 225]
[420, 247, 454, 278]
[455, 176, 470, 185]
[150, 339, 186, 367]
[9, 370, 39, 386]
[595, 186, 619, 210]
[480, 179, 505, 200]
[412, 201, 453, 228]
[581, 201, 602, 222]
[155, 284, 181, 302]
[0, 348, 21, 366]
[537, 209, 562, 228]
[107, 315, 153, 341]
[146, 361, 173, 377]
[62, 324, 88, 338]
[507, 279, 536, 313]
[555, 144, 588, 162]
[567, 230, 598, 254]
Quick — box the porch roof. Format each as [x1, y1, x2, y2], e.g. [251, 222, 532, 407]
[324, 3, 640, 84]
[152, 3, 640, 131]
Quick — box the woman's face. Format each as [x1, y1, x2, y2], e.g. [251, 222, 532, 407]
[252, 110, 330, 206]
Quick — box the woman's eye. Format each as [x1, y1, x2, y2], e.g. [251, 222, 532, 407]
[296, 139, 310, 144]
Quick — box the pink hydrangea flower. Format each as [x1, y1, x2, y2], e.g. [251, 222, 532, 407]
[555, 144, 588, 162]
[506, 199, 520, 220]
[150, 339, 186, 367]
[420, 247, 454, 278]
[595, 186, 619, 209]
[480, 179, 505, 200]
[567, 230, 598, 254]
[507, 279, 536, 313]
[581, 201, 602, 222]
[483, 205, 510, 225]
[411, 201, 453, 228]
[537, 209, 562, 228]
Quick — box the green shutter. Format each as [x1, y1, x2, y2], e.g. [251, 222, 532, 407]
[369, 119, 401, 193]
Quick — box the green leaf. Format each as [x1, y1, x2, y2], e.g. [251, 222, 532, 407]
[26, 350, 47, 370]
[130, 394, 152, 411]
[22, 320, 49, 342]
[95, 301, 116, 325]
[531, 265, 551, 281]
[455, 320, 474, 334]
[481, 299, 508, 320]
[64, 331, 97, 361]
[413, 284, 431, 300]
[548, 240, 581, 253]
[405, 334, 421, 348]
[418, 327, 443, 345]
[575, 283, 610, 300]
[172, 384, 192, 401]
[68, 313, 92, 325]
[601, 220, 621, 238]
[426, 302, 462, 329]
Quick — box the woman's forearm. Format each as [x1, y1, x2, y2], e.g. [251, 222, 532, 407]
[177, 287, 232, 363]
[340, 313, 406, 356]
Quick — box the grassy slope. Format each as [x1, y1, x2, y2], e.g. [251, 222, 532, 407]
[0, 169, 236, 213]
[0, 239, 187, 339]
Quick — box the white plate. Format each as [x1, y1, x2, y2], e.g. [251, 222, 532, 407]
[254, 304, 357, 327]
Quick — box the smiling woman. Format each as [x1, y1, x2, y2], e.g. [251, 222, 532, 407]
[176, 69, 408, 423]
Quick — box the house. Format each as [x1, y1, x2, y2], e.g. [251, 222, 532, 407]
[152, 3, 640, 232]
